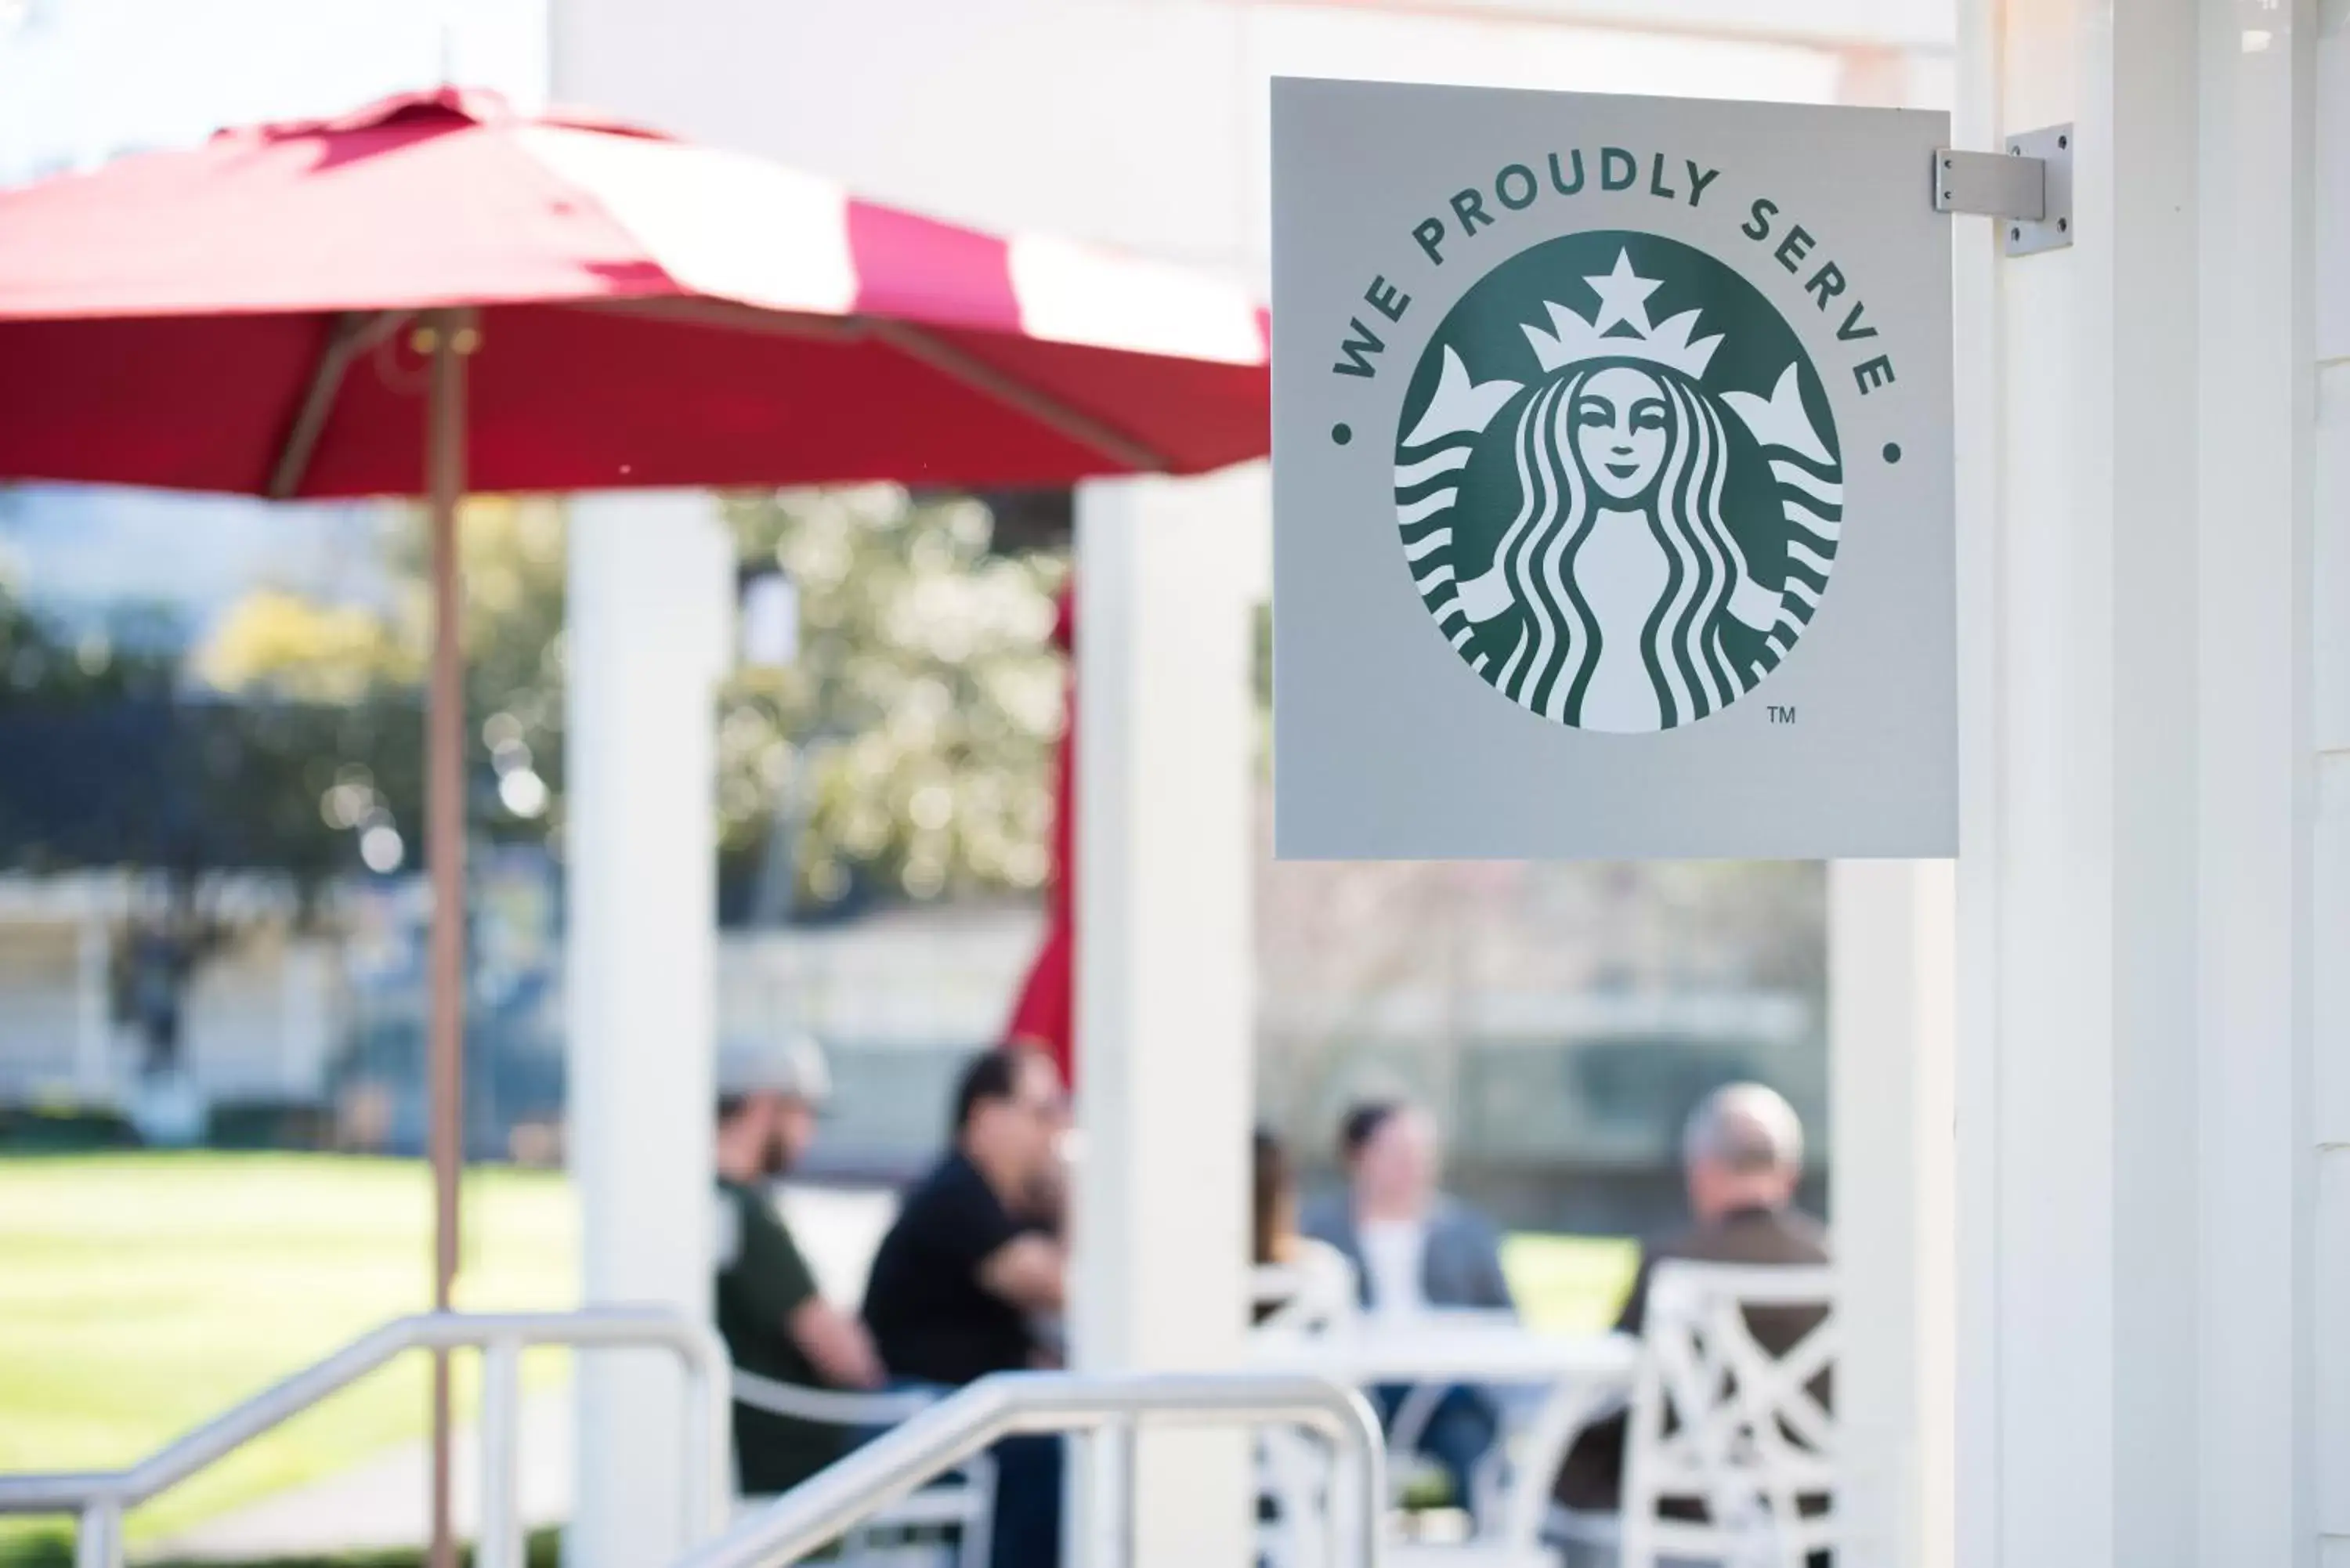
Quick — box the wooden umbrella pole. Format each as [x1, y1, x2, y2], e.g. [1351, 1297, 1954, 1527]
[424, 308, 472, 1568]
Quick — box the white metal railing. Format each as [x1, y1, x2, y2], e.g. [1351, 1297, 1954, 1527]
[729, 1371, 993, 1568]
[674, 1368, 1385, 1568]
[0, 1307, 730, 1568]
[731, 1367, 942, 1428]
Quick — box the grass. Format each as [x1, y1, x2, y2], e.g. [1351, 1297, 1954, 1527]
[0, 1153, 577, 1558]
[0, 1151, 1638, 1566]
[1500, 1231, 1641, 1335]
[0, 1530, 563, 1568]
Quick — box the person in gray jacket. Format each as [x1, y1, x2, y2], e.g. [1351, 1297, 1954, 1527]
[1301, 1099, 1517, 1512]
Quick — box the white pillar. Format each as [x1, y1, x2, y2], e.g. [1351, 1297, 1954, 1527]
[74, 905, 110, 1104]
[2193, 5, 2316, 1560]
[1828, 861, 1954, 1568]
[564, 491, 732, 1568]
[279, 941, 331, 1100]
[1070, 470, 1259, 1568]
[1954, 2, 2325, 1563]
[2316, 10, 2350, 1552]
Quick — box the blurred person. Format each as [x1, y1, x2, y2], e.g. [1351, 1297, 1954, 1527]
[1253, 1127, 1354, 1326]
[862, 1046, 1069, 1568]
[1552, 1080, 1829, 1517]
[1303, 1099, 1516, 1513]
[1254, 1125, 1301, 1270]
[714, 1035, 885, 1496]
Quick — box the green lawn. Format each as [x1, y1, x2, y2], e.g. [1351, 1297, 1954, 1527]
[0, 1150, 1636, 1563]
[1501, 1231, 1640, 1335]
[0, 1153, 577, 1555]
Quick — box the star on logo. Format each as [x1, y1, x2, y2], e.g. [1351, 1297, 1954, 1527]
[1584, 251, 1663, 338]
[1520, 249, 1723, 380]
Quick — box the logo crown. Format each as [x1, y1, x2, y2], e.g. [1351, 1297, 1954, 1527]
[1520, 248, 1723, 380]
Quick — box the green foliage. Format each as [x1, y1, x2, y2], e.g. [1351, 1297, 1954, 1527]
[0, 579, 420, 1069]
[719, 489, 1066, 911]
[0, 1527, 563, 1568]
[0, 577, 179, 708]
[197, 487, 1070, 914]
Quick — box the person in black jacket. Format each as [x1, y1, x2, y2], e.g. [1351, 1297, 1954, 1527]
[863, 1046, 1068, 1568]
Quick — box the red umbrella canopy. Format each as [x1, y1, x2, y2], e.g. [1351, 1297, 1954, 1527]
[0, 88, 1271, 497]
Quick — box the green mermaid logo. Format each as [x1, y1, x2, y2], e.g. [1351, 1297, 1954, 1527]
[1394, 232, 1843, 732]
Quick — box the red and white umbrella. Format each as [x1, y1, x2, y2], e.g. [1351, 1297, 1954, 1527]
[0, 86, 1269, 493]
[0, 85, 1267, 1563]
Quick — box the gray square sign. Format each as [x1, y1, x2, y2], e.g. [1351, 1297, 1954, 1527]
[1273, 79, 1955, 859]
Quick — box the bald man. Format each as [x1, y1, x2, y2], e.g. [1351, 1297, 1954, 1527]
[1552, 1082, 1828, 1514]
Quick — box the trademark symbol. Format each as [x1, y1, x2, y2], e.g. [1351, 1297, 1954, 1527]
[1768, 705, 1798, 725]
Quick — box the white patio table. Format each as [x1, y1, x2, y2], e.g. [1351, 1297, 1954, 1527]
[1246, 1313, 1639, 1555]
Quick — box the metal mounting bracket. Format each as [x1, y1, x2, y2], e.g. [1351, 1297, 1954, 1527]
[1932, 123, 2073, 256]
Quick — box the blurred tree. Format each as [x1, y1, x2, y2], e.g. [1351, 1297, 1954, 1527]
[0, 571, 417, 1089]
[200, 493, 558, 856]
[0, 575, 179, 707]
[197, 486, 1069, 917]
[721, 487, 1065, 915]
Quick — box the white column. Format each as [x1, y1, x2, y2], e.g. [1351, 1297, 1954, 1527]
[2316, 13, 2350, 1557]
[2194, 3, 2317, 1560]
[279, 942, 331, 1100]
[564, 491, 732, 1568]
[74, 905, 110, 1104]
[1825, 42, 1957, 1568]
[1828, 861, 1954, 1568]
[1956, 2, 2324, 1564]
[1070, 470, 1259, 1568]
[1965, 2, 2204, 1561]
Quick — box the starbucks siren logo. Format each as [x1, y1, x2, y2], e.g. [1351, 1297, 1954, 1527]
[1394, 230, 1843, 732]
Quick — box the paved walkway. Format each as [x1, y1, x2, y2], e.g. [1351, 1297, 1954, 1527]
[153, 1390, 574, 1562]
[147, 1184, 898, 1563]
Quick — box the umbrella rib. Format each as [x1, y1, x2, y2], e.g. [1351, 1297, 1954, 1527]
[866, 320, 1169, 473]
[268, 310, 402, 499]
[563, 295, 861, 342]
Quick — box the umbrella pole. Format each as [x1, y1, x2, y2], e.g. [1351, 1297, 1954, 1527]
[424, 309, 471, 1568]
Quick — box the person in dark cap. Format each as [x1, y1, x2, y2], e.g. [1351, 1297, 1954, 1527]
[713, 1033, 883, 1495]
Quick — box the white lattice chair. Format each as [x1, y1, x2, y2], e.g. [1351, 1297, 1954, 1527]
[1253, 1241, 1361, 1332]
[732, 1370, 996, 1568]
[1253, 1242, 1361, 1568]
[1551, 1261, 1838, 1568]
[1382, 1324, 1524, 1530]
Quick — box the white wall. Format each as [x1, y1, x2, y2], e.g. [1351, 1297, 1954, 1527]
[0, 883, 342, 1107]
[2309, 9, 2350, 1555]
[1948, 0, 2336, 1563]
[551, 0, 1890, 297]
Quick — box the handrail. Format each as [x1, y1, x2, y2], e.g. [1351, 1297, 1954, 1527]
[732, 1367, 942, 1427]
[674, 1367, 1383, 1568]
[0, 1308, 731, 1568]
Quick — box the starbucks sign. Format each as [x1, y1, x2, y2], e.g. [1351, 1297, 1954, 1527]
[1274, 82, 1955, 858]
